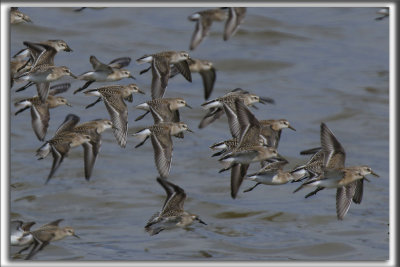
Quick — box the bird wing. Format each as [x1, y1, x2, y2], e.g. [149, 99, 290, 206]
[222, 102, 240, 139]
[336, 181, 357, 220]
[188, 12, 215, 50]
[320, 122, 346, 170]
[150, 131, 173, 178]
[54, 114, 80, 136]
[41, 219, 64, 227]
[173, 60, 192, 82]
[108, 57, 131, 69]
[151, 57, 170, 99]
[23, 41, 55, 67]
[49, 83, 71, 95]
[198, 107, 224, 129]
[102, 93, 128, 148]
[223, 7, 246, 41]
[31, 102, 49, 141]
[158, 178, 186, 216]
[36, 82, 50, 103]
[199, 67, 216, 100]
[234, 98, 261, 146]
[231, 163, 249, 198]
[82, 140, 96, 181]
[90, 55, 113, 73]
[352, 178, 364, 204]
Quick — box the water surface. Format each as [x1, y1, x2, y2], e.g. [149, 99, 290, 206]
[9, 6, 389, 261]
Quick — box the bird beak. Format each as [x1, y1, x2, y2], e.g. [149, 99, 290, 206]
[69, 73, 78, 79]
[73, 234, 80, 239]
[66, 103, 72, 107]
[364, 177, 371, 182]
[259, 97, 275, 105]
[371, 170, 380, 177]
[137, 89, 145, 95]
[185, 103, 192, 109]
[129, 74, 136, 80]
[65, 46, 73, 52]
[288, 125, 296, 131]
[186, 128, 194, 133]
[196, 218, 207, 225]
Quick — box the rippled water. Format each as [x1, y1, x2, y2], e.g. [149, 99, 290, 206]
[9, 6, 389, 261]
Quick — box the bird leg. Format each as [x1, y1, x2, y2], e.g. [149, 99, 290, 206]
[134, 111, 150, 121]
[15, 82, 34, 92]
[17, 242, 33, 254]
[134, 136, 149, 148]
[212, 149, 227, 157]
[304, 187, 325, 198]
[243, 182, 261, 193]
[15, 106, 30, 115]
[85, 97, 102, 109]
[25, 241, 40, 260]
[73, 81, 94, 94]
[139, 66, 151, 75]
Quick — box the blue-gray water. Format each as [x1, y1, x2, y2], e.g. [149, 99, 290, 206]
[9, 7, 389, 261]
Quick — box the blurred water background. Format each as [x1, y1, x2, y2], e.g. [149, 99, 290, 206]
[9, 6, 389, 261]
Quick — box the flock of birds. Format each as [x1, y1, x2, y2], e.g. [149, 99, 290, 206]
[10, 6, 386, 260]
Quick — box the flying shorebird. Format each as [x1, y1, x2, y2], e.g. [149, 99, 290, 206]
[13, 40, 73, 91]
[71, 119, 113, 180]
[199, 88, 275, 131]
[84, 84, 144, 148]
[135, 97, 192, 123]
[217, 99, 284, 198]
[133, 122, 193, 178]
[145, 178, 206, 236]
[243, 159, 298, 192]
[14, 83, 72, 141]
[188, 8, 227, 50]
[135, 97, 192, 138]
[11, 220, 36, 250]
[15, 65, 77, 103]
[36, 114, 91, 184]
[23, 219, 79, 260]
[73, 55, 135, 94]
[10, 7, 32, 24]
[137, 51, 192, 99]
[293, 123, 380, 220]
